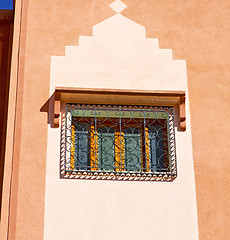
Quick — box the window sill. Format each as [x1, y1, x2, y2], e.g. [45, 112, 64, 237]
[61, 170, 177, 182]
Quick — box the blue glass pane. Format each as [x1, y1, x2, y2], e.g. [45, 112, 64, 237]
[149, 132, 157, 171]
[148, 124, 169, 172]
[74, 123, 89, 170]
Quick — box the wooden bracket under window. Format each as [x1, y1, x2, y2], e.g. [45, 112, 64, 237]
[179, 96, 186, 131]
[50, 87, 186, 131]
[53, 92, 61, 128]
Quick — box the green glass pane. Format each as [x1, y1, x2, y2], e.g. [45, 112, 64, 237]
[124, 130, 141, 171]
[98, 128, 114, 171]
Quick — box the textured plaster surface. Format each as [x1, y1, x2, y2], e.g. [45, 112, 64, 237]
[44, 10, 198, 240]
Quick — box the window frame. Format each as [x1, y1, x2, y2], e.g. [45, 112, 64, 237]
[61, 103, 177, 182]
[50, 87, 185, 181]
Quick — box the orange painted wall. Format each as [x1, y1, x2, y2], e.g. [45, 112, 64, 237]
[2, 0, 230, 240]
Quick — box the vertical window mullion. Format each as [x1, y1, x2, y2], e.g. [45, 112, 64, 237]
[162, 119, 169, 172]
[114, 107, 125, 171]
[120, 108, 125, 171]
[119, 107, 122, 171]
[141, 111, 150, 172]
[95, 108, 98, 170]
[89, 109, 98, 171]
[144, 111, 146, 171]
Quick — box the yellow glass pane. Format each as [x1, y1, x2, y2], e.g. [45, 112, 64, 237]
[71, 124, 75, 170]
[145, 127, 150, 172]
[114, 131, 125, 171]
[141, 127, 150, 172]
[90, 125, 98, 170]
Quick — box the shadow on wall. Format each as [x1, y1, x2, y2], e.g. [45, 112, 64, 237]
[0, 9, 14, 218]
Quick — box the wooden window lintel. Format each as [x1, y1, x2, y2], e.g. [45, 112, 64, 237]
[52, 87, 186, 131]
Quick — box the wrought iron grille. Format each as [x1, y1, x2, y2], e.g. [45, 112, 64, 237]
[61, 104, 177, 181]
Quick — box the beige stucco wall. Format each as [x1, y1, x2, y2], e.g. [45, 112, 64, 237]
[1, 1, 230, 240]
[44, 10, 199, 240]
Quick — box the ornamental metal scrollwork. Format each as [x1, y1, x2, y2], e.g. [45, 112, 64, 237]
[60, 104, 177, 181]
